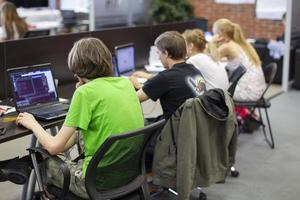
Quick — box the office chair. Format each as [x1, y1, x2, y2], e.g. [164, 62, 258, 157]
[234, 62, 277, 149]
[24, 30, 50, 38]
[152, 89, 238, 200]
[61, 10, 77, 29]
[228, 65, 247, 97]
[28, 120, 166, 200]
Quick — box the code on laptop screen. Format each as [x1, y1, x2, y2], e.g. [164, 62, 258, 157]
[9, 67, 58, 108]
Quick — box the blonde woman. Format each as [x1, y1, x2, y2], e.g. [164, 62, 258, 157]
[0, 2, 28, 41]
[210, 18, 266, 101]
[183, 29, 229, 90]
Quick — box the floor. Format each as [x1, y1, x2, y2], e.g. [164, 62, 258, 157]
[205, 89, 300, 200]
[266, 84, 283, 99]
[0, 89, 300, 200]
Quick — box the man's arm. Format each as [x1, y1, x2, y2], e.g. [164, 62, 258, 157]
[137, 88, 149, 102]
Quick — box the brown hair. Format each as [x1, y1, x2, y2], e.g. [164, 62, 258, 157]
[182, 29, 206, 52]
[213, 18, 261, 66]
[68, 37, 113, 79]
[154, 31, 187, 60]
[1, 2, 28, 40]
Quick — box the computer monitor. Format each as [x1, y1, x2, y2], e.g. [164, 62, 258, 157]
[115, 43, 135, 75]
[8, 0, 48, 8]
[24, 30, 50, 38]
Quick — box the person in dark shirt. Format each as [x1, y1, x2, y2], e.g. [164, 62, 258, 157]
[130, 31, 205, 119]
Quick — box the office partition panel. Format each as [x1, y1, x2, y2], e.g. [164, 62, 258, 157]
[91, 21, 196, 68]
[0, 43, 5, 99]
[1, 21, 196, 99]
[150, 21, 196, 42]
[91, 25, 153, 68]
[3, 32, 91, 98]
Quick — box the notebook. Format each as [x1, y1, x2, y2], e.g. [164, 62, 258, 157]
[115, 43, 146, 83]
[7, 63, 69, 121]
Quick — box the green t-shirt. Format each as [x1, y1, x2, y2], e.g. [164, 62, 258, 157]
[64, 77, 144, 180]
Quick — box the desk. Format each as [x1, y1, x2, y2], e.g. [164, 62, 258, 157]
[0, 113, 64, 144]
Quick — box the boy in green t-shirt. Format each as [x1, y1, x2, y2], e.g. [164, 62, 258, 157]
[16, 38, 144, 198]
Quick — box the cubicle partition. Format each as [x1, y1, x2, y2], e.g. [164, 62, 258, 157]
[2, 32, 91, 98]
[0, 21, 196, 99]
[91, 25, 154, 68]
[0, 43, 5, 99]
[91, 21, 196, 68]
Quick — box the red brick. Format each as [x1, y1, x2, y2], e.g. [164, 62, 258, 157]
[190, 0, 284, 39]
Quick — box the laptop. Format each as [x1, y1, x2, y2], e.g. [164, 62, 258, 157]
[112, 54, 119, 77]
[115, 43, 147, 83]
[115, 43, 136, 77]
[7, 63, 69, 121]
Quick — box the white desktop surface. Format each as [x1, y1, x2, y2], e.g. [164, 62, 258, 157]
[141, 99, 163, 119]
[18, 8, 62, 30]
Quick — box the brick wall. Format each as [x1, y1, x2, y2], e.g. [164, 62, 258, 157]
[190, 0, 284, 40]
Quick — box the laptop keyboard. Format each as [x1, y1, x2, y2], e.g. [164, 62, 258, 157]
[29, 103, 69, 115]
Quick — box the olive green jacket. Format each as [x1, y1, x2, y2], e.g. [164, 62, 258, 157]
[152, 89, 238, 200]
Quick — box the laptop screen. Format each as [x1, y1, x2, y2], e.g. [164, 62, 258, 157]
[8, 64, 58, 108]
[115, 43, 135, 74]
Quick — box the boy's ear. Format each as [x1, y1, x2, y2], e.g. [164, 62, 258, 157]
[162, 50, 169, 57]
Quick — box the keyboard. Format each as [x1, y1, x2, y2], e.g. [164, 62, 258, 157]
[29, 103, 69, 115]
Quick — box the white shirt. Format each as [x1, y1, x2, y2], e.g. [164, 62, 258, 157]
[187, 53, 229, 91]
[226, 49, 266, 101]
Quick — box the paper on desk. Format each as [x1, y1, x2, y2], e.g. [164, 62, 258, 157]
[145, 64, 165, 72]
[59, 98, 70, 103]
[0, 105, 15, 115]
[147, 46, 165, 72]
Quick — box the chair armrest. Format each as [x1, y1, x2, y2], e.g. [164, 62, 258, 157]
[27, 147, 71, 199]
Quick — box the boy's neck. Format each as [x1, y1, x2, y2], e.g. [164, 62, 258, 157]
[168, 59, 185, 69]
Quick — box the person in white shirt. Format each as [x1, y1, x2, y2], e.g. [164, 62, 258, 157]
[0, 2, 28, 41]
[183, 29, 229, 90]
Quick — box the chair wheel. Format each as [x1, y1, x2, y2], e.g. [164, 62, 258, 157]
[231, 170, 240, 177]
[199, 192, 207, 200]
[190, 188, 207, 200]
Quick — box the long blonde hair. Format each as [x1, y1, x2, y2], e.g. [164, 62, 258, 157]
[1, 2, 28, 40]
[213, 18, 261, 66]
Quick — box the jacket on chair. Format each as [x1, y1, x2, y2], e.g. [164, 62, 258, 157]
[152, 89, 238, 200]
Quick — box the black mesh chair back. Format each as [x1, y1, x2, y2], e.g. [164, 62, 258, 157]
[85, 119, 165, 200]
[228, 65, 247, 96]
[24, 30, 50, 38]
